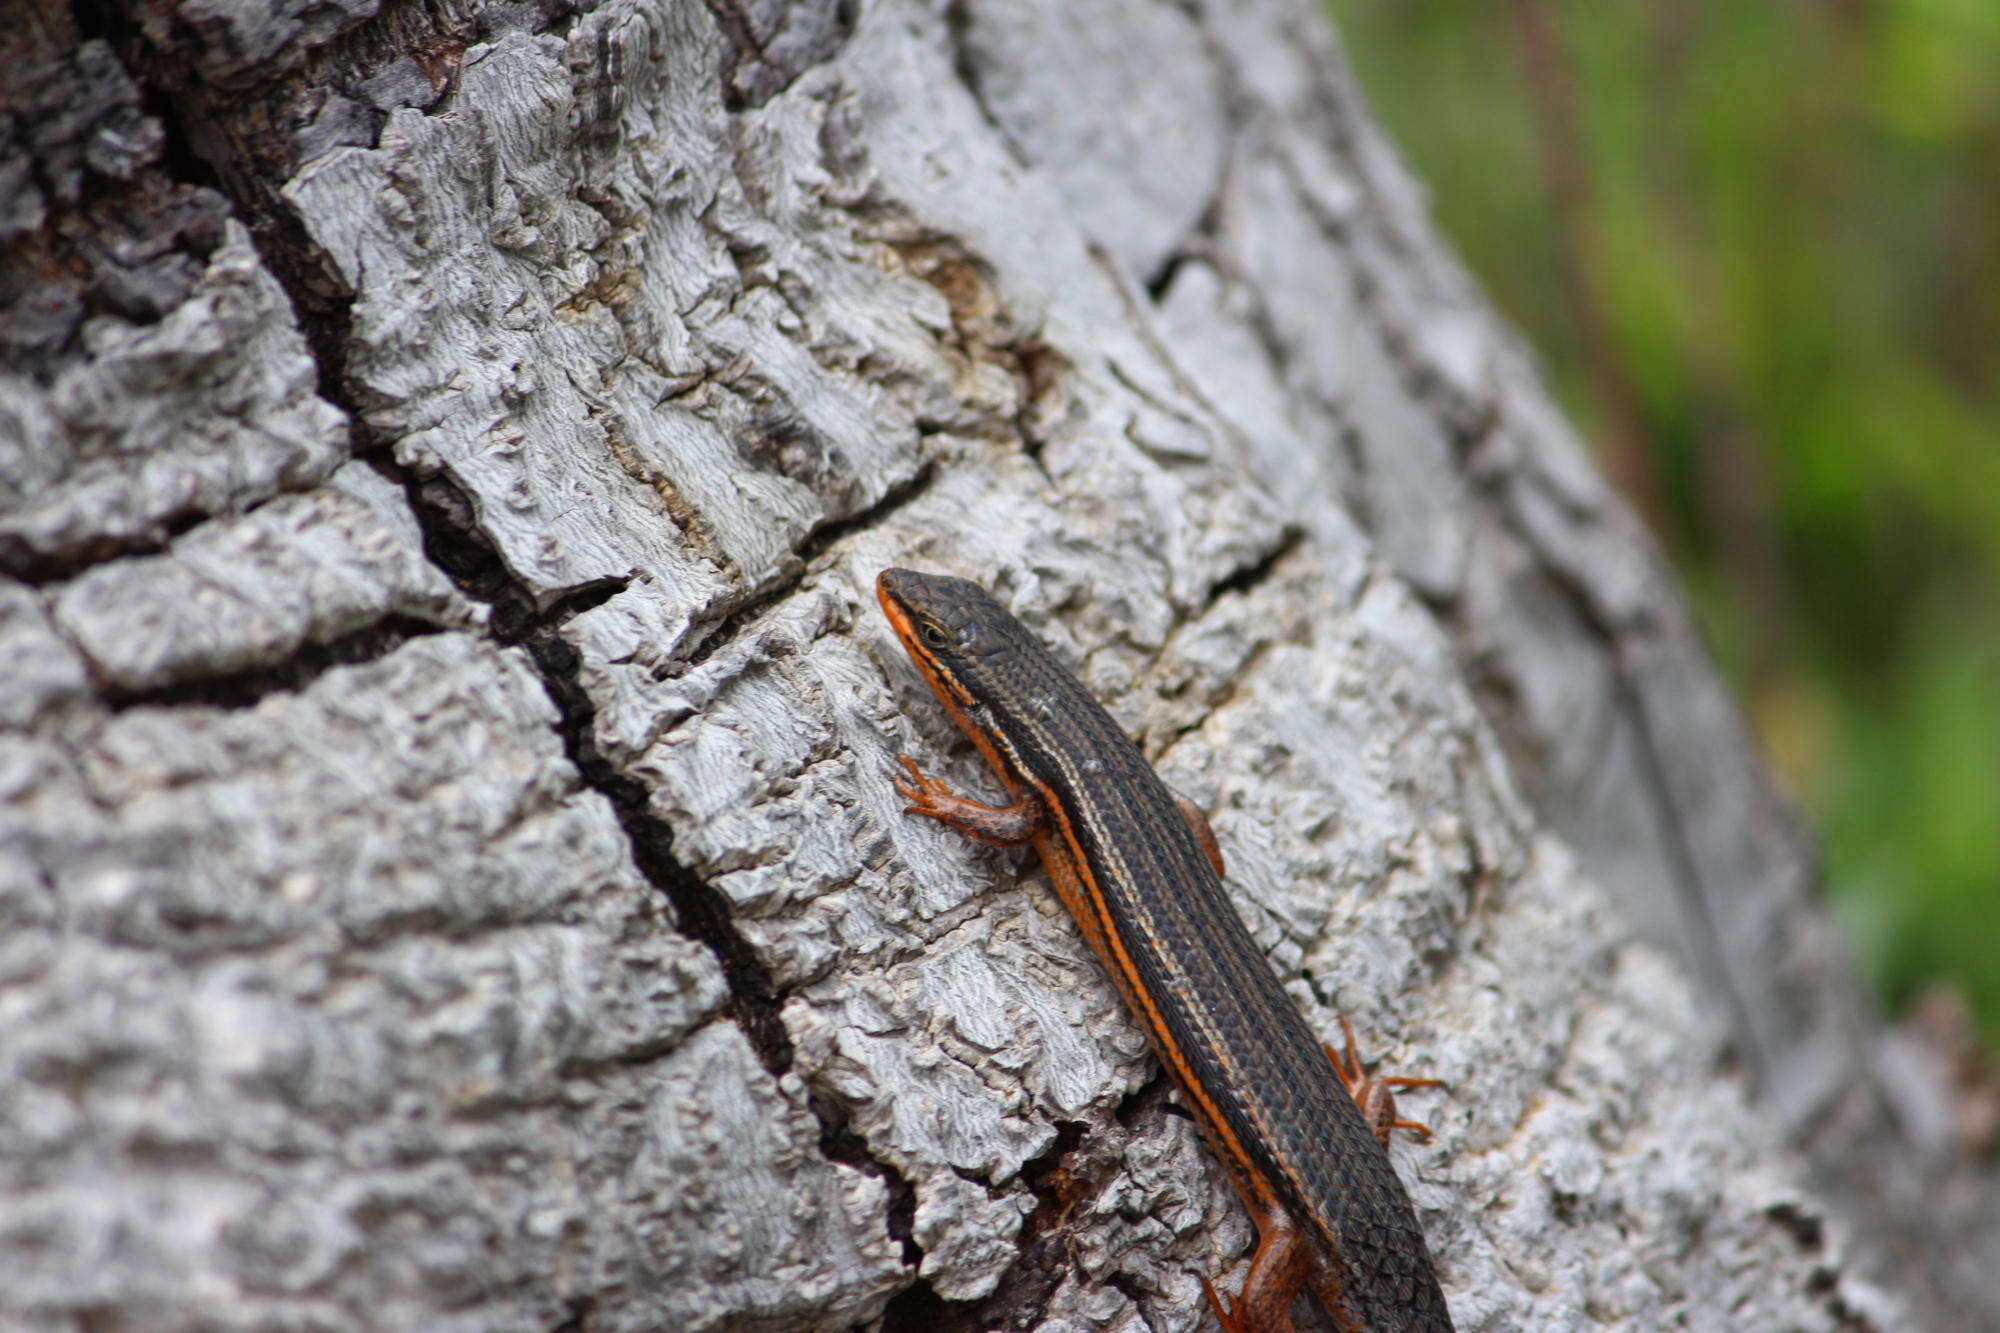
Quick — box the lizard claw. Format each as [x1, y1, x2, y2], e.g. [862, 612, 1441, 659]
[893, 754, 953, 814]
[1326, 1015, 1445, 1150]
[1199, 1275, 1240, 1332]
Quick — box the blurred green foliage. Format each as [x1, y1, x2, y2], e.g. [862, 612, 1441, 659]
[1325, 1, 2000, 1045]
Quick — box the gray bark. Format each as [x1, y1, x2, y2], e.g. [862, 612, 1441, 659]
[2, 0, 1992, 1329]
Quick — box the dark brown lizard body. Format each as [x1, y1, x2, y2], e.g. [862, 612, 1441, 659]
[877, 568, 1452, 1332]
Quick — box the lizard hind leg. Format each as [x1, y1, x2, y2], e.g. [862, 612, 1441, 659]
[1201, 1204, 1314, 1333]
[1171, 787, 1227, 879]
[1325, 1016, 1445, 1149]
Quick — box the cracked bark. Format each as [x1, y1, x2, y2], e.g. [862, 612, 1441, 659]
[3, 0, 1994, 1330]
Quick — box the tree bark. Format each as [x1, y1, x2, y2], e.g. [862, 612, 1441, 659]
[2, 0, 1991, 1328]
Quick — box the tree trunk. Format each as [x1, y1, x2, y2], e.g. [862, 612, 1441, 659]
[2, 0, 1991, 1328]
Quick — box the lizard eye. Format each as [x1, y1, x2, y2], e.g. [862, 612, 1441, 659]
[921, 622, 950, 649]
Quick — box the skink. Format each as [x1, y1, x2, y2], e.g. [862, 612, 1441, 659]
[877, 567, 1452, 1333]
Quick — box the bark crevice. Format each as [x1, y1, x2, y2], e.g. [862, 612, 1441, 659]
[384, 459, 795, 1070]
[96, 613, 446, 710]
